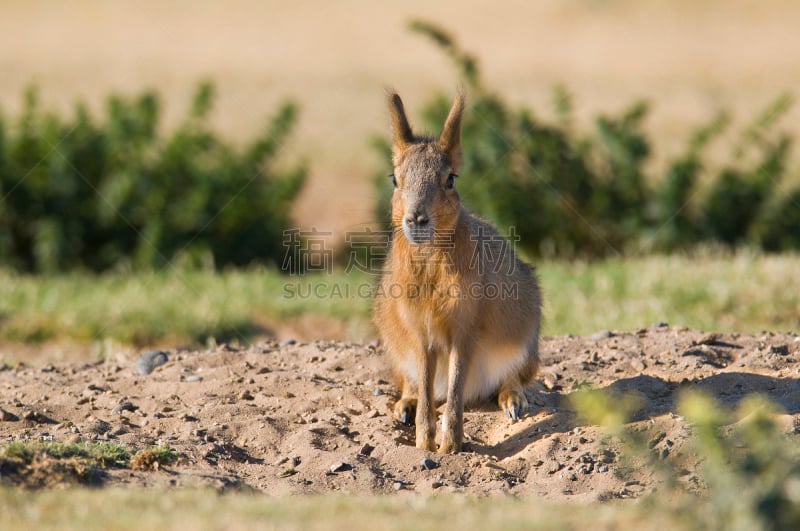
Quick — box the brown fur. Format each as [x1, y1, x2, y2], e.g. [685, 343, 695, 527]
[373, 90, 542, 453]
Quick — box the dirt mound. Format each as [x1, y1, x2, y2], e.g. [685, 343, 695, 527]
[2, 327, 799, 498]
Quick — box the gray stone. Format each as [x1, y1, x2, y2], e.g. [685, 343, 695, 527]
[329, 462, 352, 473]
[134, 350, 168, 376]
[420, 458, 439, 471]
[111, 401, 138, 415]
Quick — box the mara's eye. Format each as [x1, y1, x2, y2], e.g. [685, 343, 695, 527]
[389, 174, 397, 188]
[446, 173, 457, 189]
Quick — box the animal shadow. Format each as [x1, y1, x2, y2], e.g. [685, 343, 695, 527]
[471, 372, 800, 460]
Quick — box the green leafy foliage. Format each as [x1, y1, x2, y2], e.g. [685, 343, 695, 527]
[678, 393, 800, 531]
[0, 82, 304, 272]
[571, 388, 800, 531]
[374, 20, 797, 257]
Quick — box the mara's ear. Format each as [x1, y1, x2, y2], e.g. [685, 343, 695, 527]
[388, 91, 414, 164]
[438, 89, 466, 169]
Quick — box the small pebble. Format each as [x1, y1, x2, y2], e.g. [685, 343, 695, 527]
[186, 375, 203, 383]
[329, 462, 352, 473]
[373, 388, 383, 397]
[420, 458, 439, 471]
[279, 339, 297, 348]
[111, 402, 138, 415]
[239, 390, 255, 401]
[0, 408, 19, 422]
[694, 333, 720, 346]
[134, 351, 168, 376]
[22, 410, 47, 423]
[768, 344, 789, 356]
[359, 444, 375, 456]
[542, 372, 558, 390]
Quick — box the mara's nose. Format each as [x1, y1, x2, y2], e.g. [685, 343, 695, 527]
[404, 211, 429, 227]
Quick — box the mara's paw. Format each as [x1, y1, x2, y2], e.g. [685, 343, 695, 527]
[416, 437, 437, 452]
[394, 398, 417, 426]
[438, 433, 462, 454]
[498, 388, 528, 423]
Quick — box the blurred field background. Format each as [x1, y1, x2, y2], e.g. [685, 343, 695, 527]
[2, 252, 799, 365]
[1, 0, 799, 349]
[3, 0, 800, 239]
[3, 3, 800, 526]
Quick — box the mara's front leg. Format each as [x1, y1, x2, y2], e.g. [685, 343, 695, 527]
[414, 347, 438, 451]
[439, 345, 468, 453]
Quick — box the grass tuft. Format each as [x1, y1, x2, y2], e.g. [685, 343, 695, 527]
[130, 447, 180, 471]
[0, 442, 130, 488]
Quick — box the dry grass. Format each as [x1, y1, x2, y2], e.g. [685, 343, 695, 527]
[1, 0, 799, 237]
[0, 488, 677, 531]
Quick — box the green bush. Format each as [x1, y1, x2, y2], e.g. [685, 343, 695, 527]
[374, 20, 797, 258]
[572, 388, 800, 531]
[0, 82, 304, 272]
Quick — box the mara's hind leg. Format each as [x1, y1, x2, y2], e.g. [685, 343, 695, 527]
[498, 345, 540, 422]
[498, 373, 528, 422]
[393, 375, 417, 426]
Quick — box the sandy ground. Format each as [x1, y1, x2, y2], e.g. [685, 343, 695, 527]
[2, 326, 799, 499]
